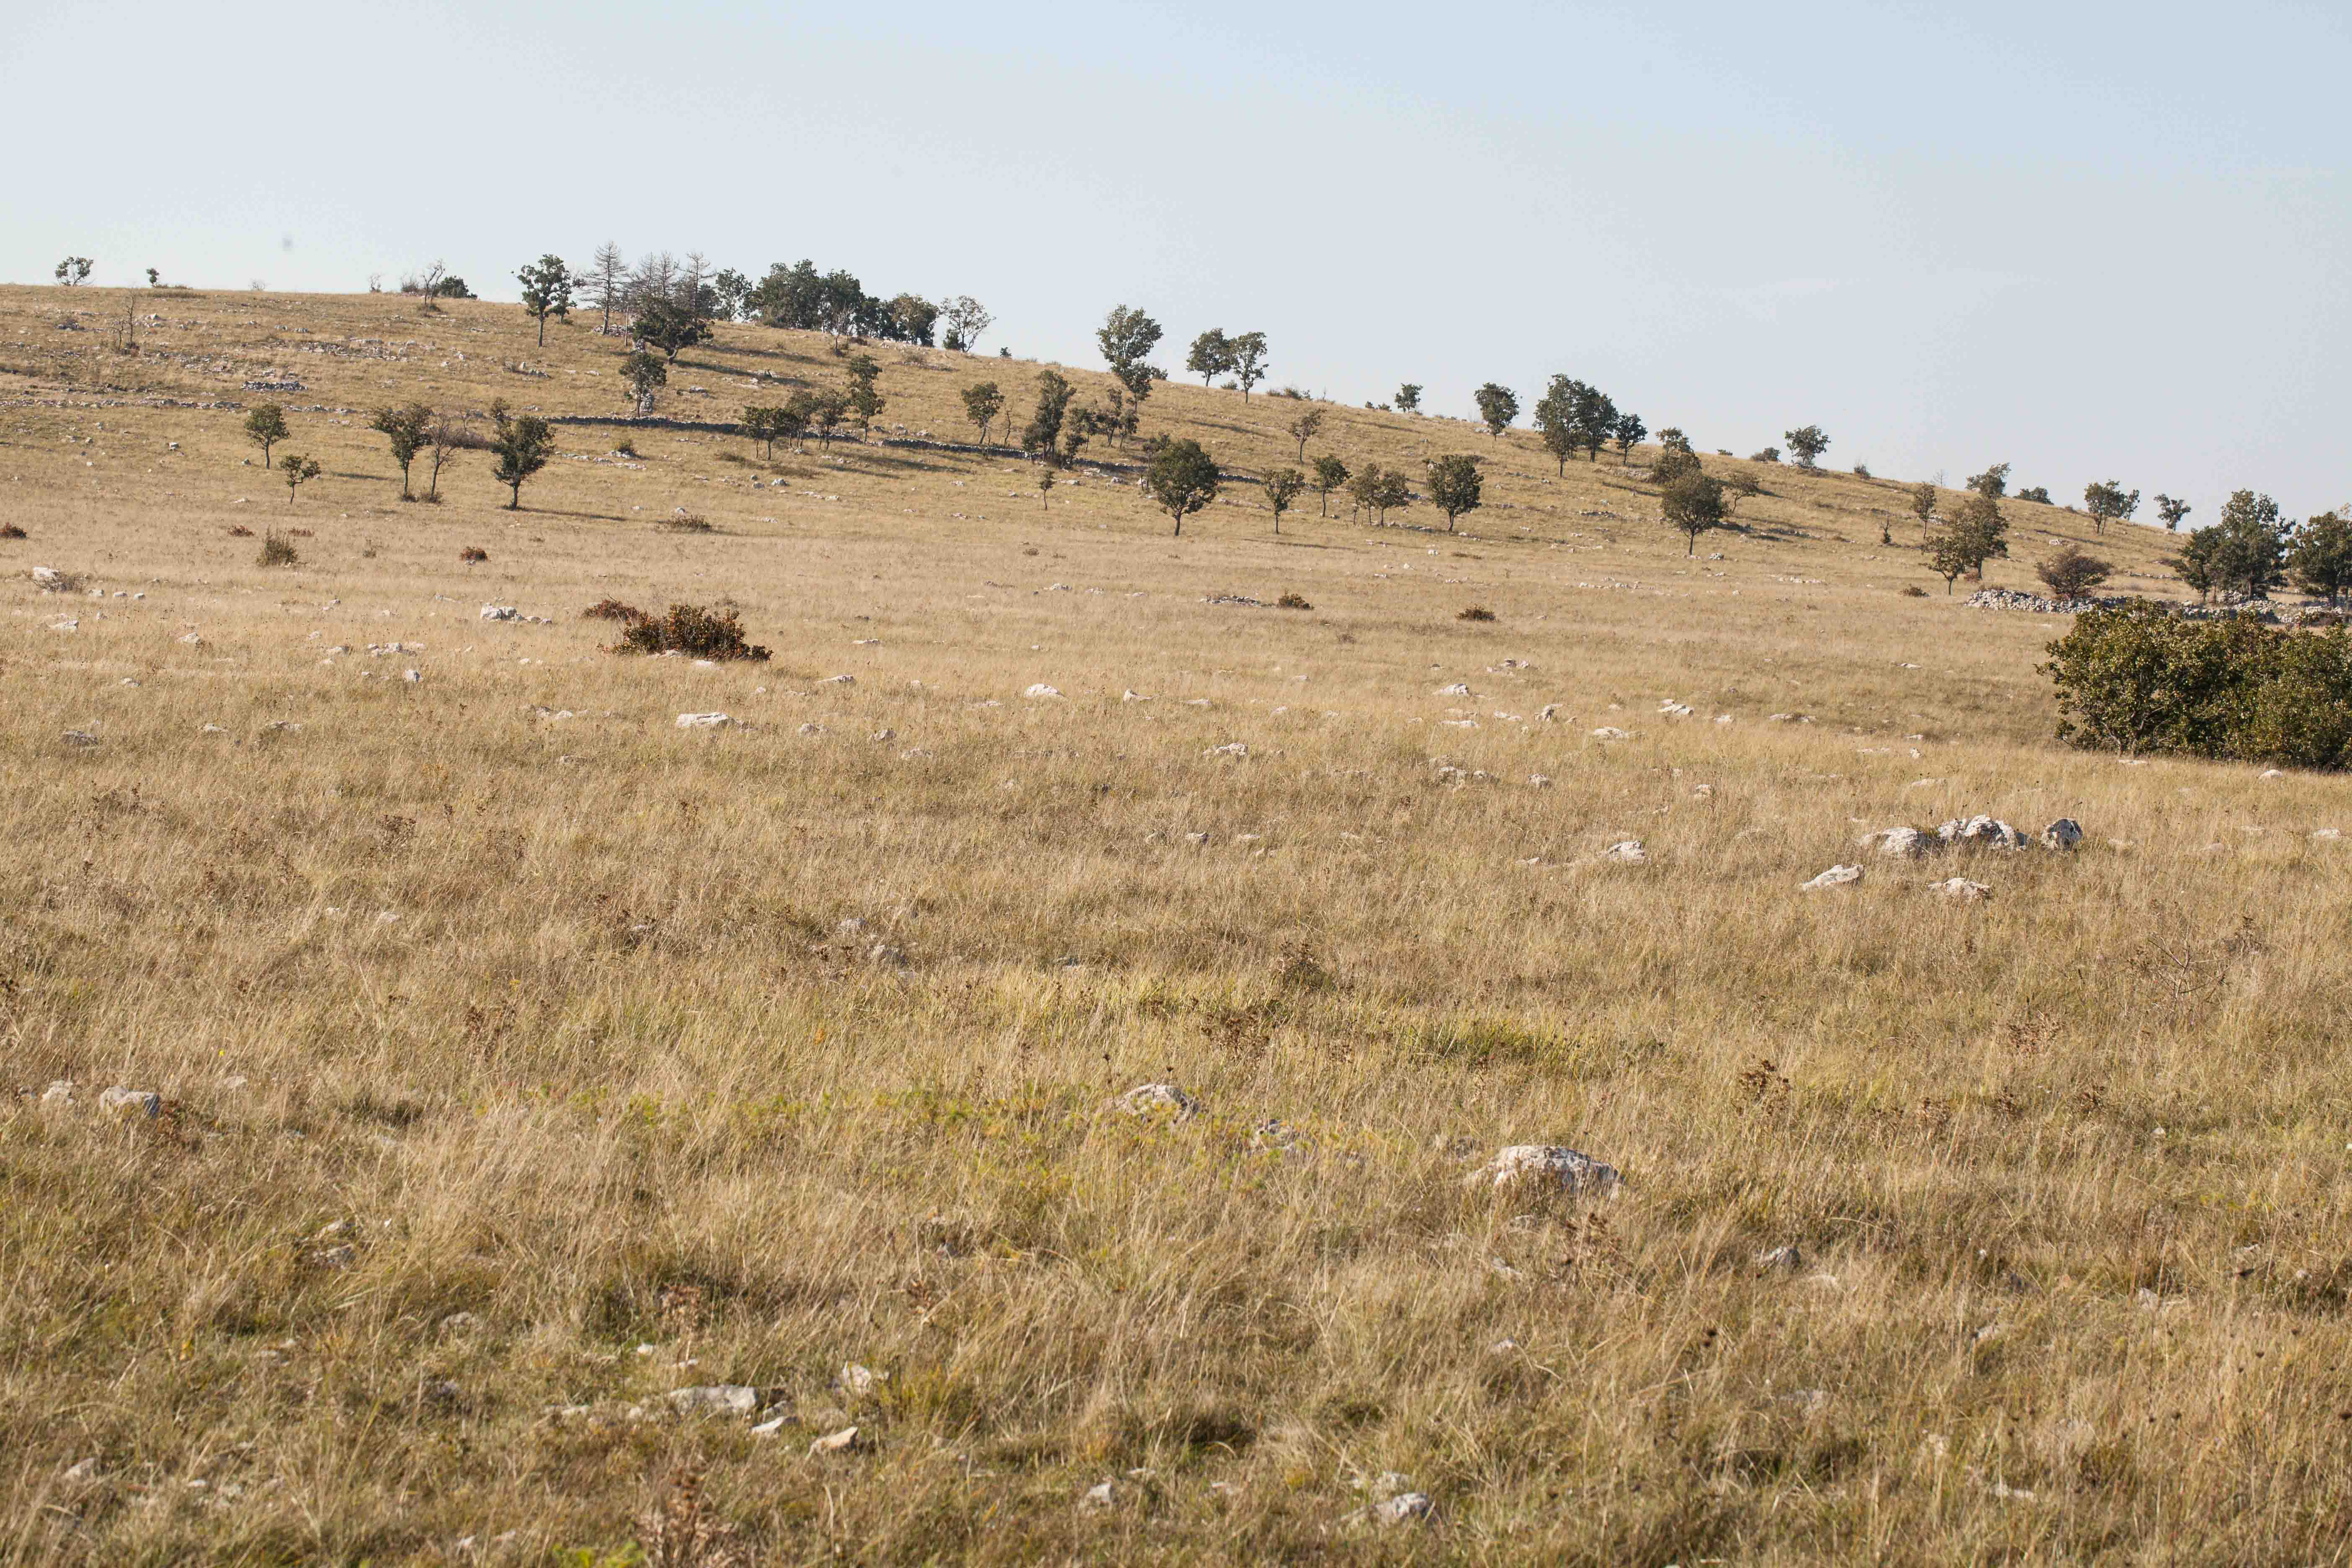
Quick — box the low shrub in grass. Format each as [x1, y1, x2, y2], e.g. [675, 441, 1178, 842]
[257, 530, 299, 567]
[583, 598, 646, 622]
[460, 546, 488, 563]
[611, 603, 771, 662]
[1277, 592, 1311, 610]
[1457, 605, 1496, 622]
[2045, 602, 2352, 767]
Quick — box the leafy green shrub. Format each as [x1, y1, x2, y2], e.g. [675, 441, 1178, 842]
[2045, 603, 2352, 767]
[613, 603, 771, 662]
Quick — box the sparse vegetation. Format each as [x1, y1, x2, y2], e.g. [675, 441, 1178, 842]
[256, 527, 299, 565]
[1456, 604, 1496, 622]
[1143, 437, 1219, 535]
[2037, 543, 2113, 598]
[487, 403, 554, 510]
[2048, 602, 2352, 765]
[1425, 453, 1483, 531]
[460, 545, 489, 563]
[611, 601, 772, 660]
[242, 402, 289, 468]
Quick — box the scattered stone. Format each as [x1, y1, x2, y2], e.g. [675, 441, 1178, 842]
[1930, 877, 1991, 901]
[823, 673, 855, 685]
[1464, 1144, 1622, 1196]
[1183, 830, 1211, 847]
[62, 1458, 99, 1484]
[1116, 1083, 1200, 1121]
[1939, 815, 2029, 850]
[98, 1086, 160, 1118]
[1604, 839, 1646, 864]
[33, 565, 68, 590]
[401, 669, 422, 683]
[1435, 682, 1471, 696]
[870, 728, 895, 742]
[1589, 726, 1629, 740]
[41, 1080, 74, 1106]
[1800, 864, 1865, 891]
[1022, 683, 1063, 699]
[807, 1425, 861, 1456]
[1767, 712, 1812, 723]
[1757, 1245, 1803, 1271]
[797, 722, 825, 736]
[62, 730, 99, 747]
[1204, 742, 1248, 757]
[676, 712, 732, 729]
[1369, 1492, 1435, 1527]
[835, 1363, 885, 1398]
[2040, 818, 2083, 851]
[1250, 1119, 1303, 1152]
[1538, 703, 1561, 721]
[1527, 774, 1552, 787]
[1856, 826, 1929, 859]
[1121, 690, 1149, 701]
[866, 943, 907, 968]
[1079, 1480, 1119, 1511]
[1658, 701, 1692, 717]
[669, 1385, 761, 1417]
[479, 604, 517, 621]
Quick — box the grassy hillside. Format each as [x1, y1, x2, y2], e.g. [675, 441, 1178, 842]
[5, 284, 2349, 1564]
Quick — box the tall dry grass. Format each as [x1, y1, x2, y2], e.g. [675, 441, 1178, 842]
[3, 284, 2349, 1563]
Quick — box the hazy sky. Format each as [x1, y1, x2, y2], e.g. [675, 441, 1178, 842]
[8, 0, 2346, 524]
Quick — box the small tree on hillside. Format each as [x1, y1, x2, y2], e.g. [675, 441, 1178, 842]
[2289, 511, 2352, 606]
[244, 403, 289, 469]
[422, 413, 467, 500]
[2037, 544, 2113, 599]
[1965, 462, 2010, 499]
[1395, 384, 1422, 414]
[587, 242, 627, 333]
[1098, 305, 1165, 403]
[516, 254, 574, 345]
[1908, 481, 1938, 535]
[1228, 331, 1268, 400]
[277, 454, 322, 506]
[1950, 490, 2010, 580]
[369, 402, 432, 498]
[961, 381, 1003, 446]
[1021, 370, 1074, 459]
[808, 389, 849, 452]
[2176, 490, 2286, 600]
[1311, 454, 1349, 517]
[1926, 528, 1975, 593]
[1287, 407, 1326, 462]
[621, 350, 667, 414]
[630, 298, 709, 362]
[1571, 384, 1617, 461]
[1036, 465, 1055, 510]
[1533, 375, 1581, 474]
[1613, 411, 1647, 464]
[1661, 472, 1729, 555]
[1350, 464, 1411, 526]
[843, 353, 885, 434]
[1186, 329, 1232, 387]
[1474, 382, 1518, 437]
[775, 391, 815, 453]
[2082, 480, 2140, 536]
[1784, 425, 1830, 469]
[2155, 493, 2192, 531]
[1145, 438, 1220, 536]
[939, 296, 993, 353]
[488, 403, 554, 510]
[1426, 455, 1483, 532]
[1261, 466, 1306, 534]
[55, 256, 94, 286]
[740, 406, 781, 459]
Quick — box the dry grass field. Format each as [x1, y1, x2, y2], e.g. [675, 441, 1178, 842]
[5, 282, 2351, 1565]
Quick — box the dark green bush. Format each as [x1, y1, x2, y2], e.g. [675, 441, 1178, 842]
[2045, 603, 2352, 767]
[612, 603, 771, 662]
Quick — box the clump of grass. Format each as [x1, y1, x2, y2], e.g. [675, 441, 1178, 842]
[226, 524, 254, 537]
[460, 546, 488, 564]
[657, 513, 714, 534]
[613, 602, 771, 661]
[583, 598, 647, 622]
[1277, 592, 1312, 610]
[1457, 605, 1496, 622]
[614, 440, 639, 459]
[257, 530, 299, 567]
[0, 523, 26, 539]
[285, 527, 313, 538]
[1901, 584, 1929, 597]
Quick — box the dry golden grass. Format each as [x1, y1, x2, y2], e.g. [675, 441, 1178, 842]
[5, 283, 2351, 1564]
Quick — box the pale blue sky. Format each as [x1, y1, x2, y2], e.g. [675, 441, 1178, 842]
[8, 0, 2346, 523]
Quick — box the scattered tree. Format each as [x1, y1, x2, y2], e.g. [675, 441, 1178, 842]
[1926, 529, 1976, 593]
[1097, 304, 1165, 402]
[939, 296, 993, 353]
[1425, 454, 1483, 532]
[369, 402, 433, 498]
[145, 268, 159, 288]
[775, 391, 816, 452]
[2171, 490, 2287, 601]
[244, 403, 289, 469]
[961, 381, 1004, 446]
[1350, 464, 1412, 526]
[2038, 544, 2113, 599]
[1287, 406, 1326, 462]
[1261, 466, 1306, 534]
[1651, 444, 1703, 484]
[1021, 370, 1075, 459]
[54, 256, 93, 286]
[1661, 472, 1729, 554]
[1533, 376, 1581, 473]
[2289, 511, 2352, 606]
[1036, 465, 1055, 510]
[740, 406, 782, 459]
[1311, 454, 1349, 517]
[843, 353, 885, 434]
[1783, 425, 1830, 469]
[1909, 481, 1938, 535]
[1144, 438, 1220, 536]
[1186, 328, 1232, 386]
[2016, 485, 2051, 504]
[1965, 462, 2010, 499]
[807, 389, 849, 451]
[629, 298, 710, 362]
[1571, 383, 1617, 461]
[885, 294, 938, 346]
[1613, 411, 1647, 464]
[2083, 480, 2140, 536]
[277, 454, 322, 507]
[1228, 331, 1268, 400]
[587, 242, 628, 333]
[487, 403, 555, 510]
[516, 254, 574, 345]
[1750, 446, 1781, 464]
[1947, 490, 2011, 580]
[1395, 384, 1422, 414]
[2155, 493, 2192, 531]
[422, 413, 467, 500]
[710, 268, 752, 321]
[1474, 382, 1519, 437]
[620, 350, 667, 413]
